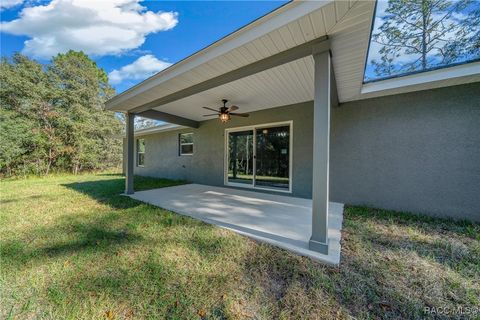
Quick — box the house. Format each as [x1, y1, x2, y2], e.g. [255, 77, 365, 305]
[106, 1, 480, 262]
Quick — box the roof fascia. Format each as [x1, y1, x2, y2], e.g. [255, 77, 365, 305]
[360, 62, 480, 96]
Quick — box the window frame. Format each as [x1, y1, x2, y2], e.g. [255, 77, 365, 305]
[223, 120, 293, 194]
[179, 132, 194, 156]
[136, 138, 145, 167]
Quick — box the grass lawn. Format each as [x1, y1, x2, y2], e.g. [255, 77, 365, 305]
[1, 173, 479, 319]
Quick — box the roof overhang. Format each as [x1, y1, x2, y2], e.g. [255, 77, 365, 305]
[133, 123, 184, 137]
[107, 0, 337, 109]
[106, 0, 479, 124]
[360, 62, 480, 99]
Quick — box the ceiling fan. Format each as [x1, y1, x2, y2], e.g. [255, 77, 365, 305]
[203, 99, 249, 123]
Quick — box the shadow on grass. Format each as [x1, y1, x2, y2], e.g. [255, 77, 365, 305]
[42, 227, 141, 257]
[61, 175, 186, 209]
[2, 173, 239, 318]
[0, 212, 144, 268]
[1, 194, 45, 204]
[2, 175, 189, 267]
[2, 202, 238, 318]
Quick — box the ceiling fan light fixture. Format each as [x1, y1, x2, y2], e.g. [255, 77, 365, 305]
[219, 113, 231, 123]
[203, 99, 248, 123]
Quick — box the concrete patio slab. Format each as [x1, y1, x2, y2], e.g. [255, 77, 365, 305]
[128, 184, 344, 265]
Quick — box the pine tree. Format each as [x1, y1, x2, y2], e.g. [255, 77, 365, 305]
[370, 0, 478, 79]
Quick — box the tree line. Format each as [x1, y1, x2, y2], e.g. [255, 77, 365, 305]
[0, 51, 123, 177]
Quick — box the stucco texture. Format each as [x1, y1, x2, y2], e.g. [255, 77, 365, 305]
[330, 82, 480, 222]
[128, 83, 480, 221]
[133, 101, 314, 198]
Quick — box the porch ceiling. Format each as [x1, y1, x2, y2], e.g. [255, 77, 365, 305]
[155, 56, 315, 121]
[106, 0, 376, 116]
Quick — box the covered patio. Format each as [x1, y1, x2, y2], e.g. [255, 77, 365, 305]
[107, 1, 380, 265]
[129, 184, 344, 265]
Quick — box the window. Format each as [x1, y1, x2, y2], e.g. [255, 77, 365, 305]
[137, 138, 145, 166]
[179, 133, 193, 155]
[225, 121, 292, 193]
[364, 0, 480, 82]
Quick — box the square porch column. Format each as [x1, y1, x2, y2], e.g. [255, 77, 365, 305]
[125, 112, 135, 194]
[309, 50, 331, 254]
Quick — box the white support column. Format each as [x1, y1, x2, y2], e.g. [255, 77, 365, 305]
[125, 112, 135, 195]
[309, 50, 331, 254]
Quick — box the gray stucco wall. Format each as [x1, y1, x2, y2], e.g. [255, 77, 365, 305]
[330, 82, 480, 222]
[128, 82, 480, 221]
[133, 101, 314, 198]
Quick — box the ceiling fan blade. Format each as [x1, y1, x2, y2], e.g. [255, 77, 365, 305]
[230, 112, 249, 117]
[202, 106, 220, 112]
[228, 105, 239, 112]
[203, 114, 219, 117]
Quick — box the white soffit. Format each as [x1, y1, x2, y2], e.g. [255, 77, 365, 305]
[330, 0, 375, 102]
[154, 56, 316, 121]
[106, 0, 370, 112]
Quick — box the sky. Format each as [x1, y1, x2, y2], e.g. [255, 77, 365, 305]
[2, 0, 477, 90]
[364, 0, 479, 82]
[1, 0, 288, 93]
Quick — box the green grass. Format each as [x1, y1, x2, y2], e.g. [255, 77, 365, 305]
[1, 173, 479, 319]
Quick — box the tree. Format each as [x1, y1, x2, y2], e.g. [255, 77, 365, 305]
[115, 113, 161, 131]
[445, 4, 480, 61]
[370, 0, 479, 78]
[0, 54, 64, 175]
[0, 109, 38, 176]
[47, 51, 122, 174]
[0, 51, 123, 176]
[135, 117, 160, 130]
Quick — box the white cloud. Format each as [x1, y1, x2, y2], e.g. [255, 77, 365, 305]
[0, 0, 178, 58]
[0, 0, 23, 10]
[108, 54, 171, 84]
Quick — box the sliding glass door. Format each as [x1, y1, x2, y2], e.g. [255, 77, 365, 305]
[255, 125, 290, 190]
[227, 130, 254, 185]
[226, 122, 291, 192]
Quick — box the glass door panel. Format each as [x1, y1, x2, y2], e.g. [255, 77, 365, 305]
[227, 130, 254, 185]
[255, 125, 290, 190]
